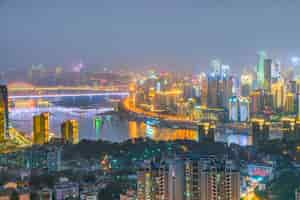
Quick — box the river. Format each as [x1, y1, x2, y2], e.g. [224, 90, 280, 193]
[9, 95, 252, 146]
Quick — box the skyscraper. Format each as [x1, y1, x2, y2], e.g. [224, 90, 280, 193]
[272, 60, 281, 80]
[284, 92, 295, 113]
[210, 59, 221, 77]
[271, 80, 284, 111]
[250, 90, 263, 115]
[207, 75, 219, 108]
[0, 85, 9, 141]
[61, 119, 79, 144]
[264, 58, 272, 91]
[220, 77, 233, 109]
[229, 96, 239, 122]
[199, 73, 208, 107]
[257, 51, 267, 89]
[240, 74, 252, 97]
[229, 96, 250, 122]
[33, 112, 50, 145]
[239, 97, 250, 122]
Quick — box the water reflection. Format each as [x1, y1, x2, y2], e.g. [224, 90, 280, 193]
[128, 120, 197, 141]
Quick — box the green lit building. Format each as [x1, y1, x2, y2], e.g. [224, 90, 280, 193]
[257, 51, 266, 89]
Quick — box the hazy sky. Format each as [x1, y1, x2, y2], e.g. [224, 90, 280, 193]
[1, 0, 300, 73]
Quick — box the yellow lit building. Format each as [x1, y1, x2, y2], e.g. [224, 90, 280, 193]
[33, 112, 50, 145]
[61, 119, 79, 144]
[128, 82, 137, 107]
[284, 92, 295, 113]
[0, 85, 9, 142]
[271, 80, 284, 110]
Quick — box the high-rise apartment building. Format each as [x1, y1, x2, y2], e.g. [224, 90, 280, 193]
[200, 159, 240, 200]
[137, 161, 168, 200]
[137, 157, 240, 200]
[295, 187, 300, 200]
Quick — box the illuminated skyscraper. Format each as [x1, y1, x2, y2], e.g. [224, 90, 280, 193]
[211, 59, 221, 77]
[272, 60, 281, 80]
[229, 96, 239, 122]
[61, 120, 79, 144]
[256, 51, 266, 89]
[240, 74, 253, 97]
[239, 97, 250, 122]
[129, 82, 137, 107]
[220, 64, 230, 79]
[250, 90, 263, 115]
[264, 58, 272, 91]
[220, 77, 233, 109]
[271, 80, 284, 110]
[0, 85, 9, 141]
[229, 96, 250, 122]
[199, 73, 208, 106]
[33, 112, 50, 145]
[284, 92, 295, 113]
[207, 75, 219, 108]
[94, 117, 103, 140]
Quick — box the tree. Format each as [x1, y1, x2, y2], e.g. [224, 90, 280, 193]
[10, 190, 18, 200]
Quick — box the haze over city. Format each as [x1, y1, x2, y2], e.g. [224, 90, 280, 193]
[3, 1, 300, 200]
[2, 0, 300, 72]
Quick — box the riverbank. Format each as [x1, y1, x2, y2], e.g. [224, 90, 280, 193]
[120, 98, 198, 129]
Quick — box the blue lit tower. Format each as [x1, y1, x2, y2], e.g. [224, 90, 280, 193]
[211, 59, 221, 77]
[239, 97, 250, 122]
[229, 96, 239, 121]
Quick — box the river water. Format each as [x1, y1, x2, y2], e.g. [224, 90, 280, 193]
[9, 95, 252, 146]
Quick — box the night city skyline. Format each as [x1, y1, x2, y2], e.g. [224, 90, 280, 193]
[3, 1, 300, 200]
[2, 0, 300, 72]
